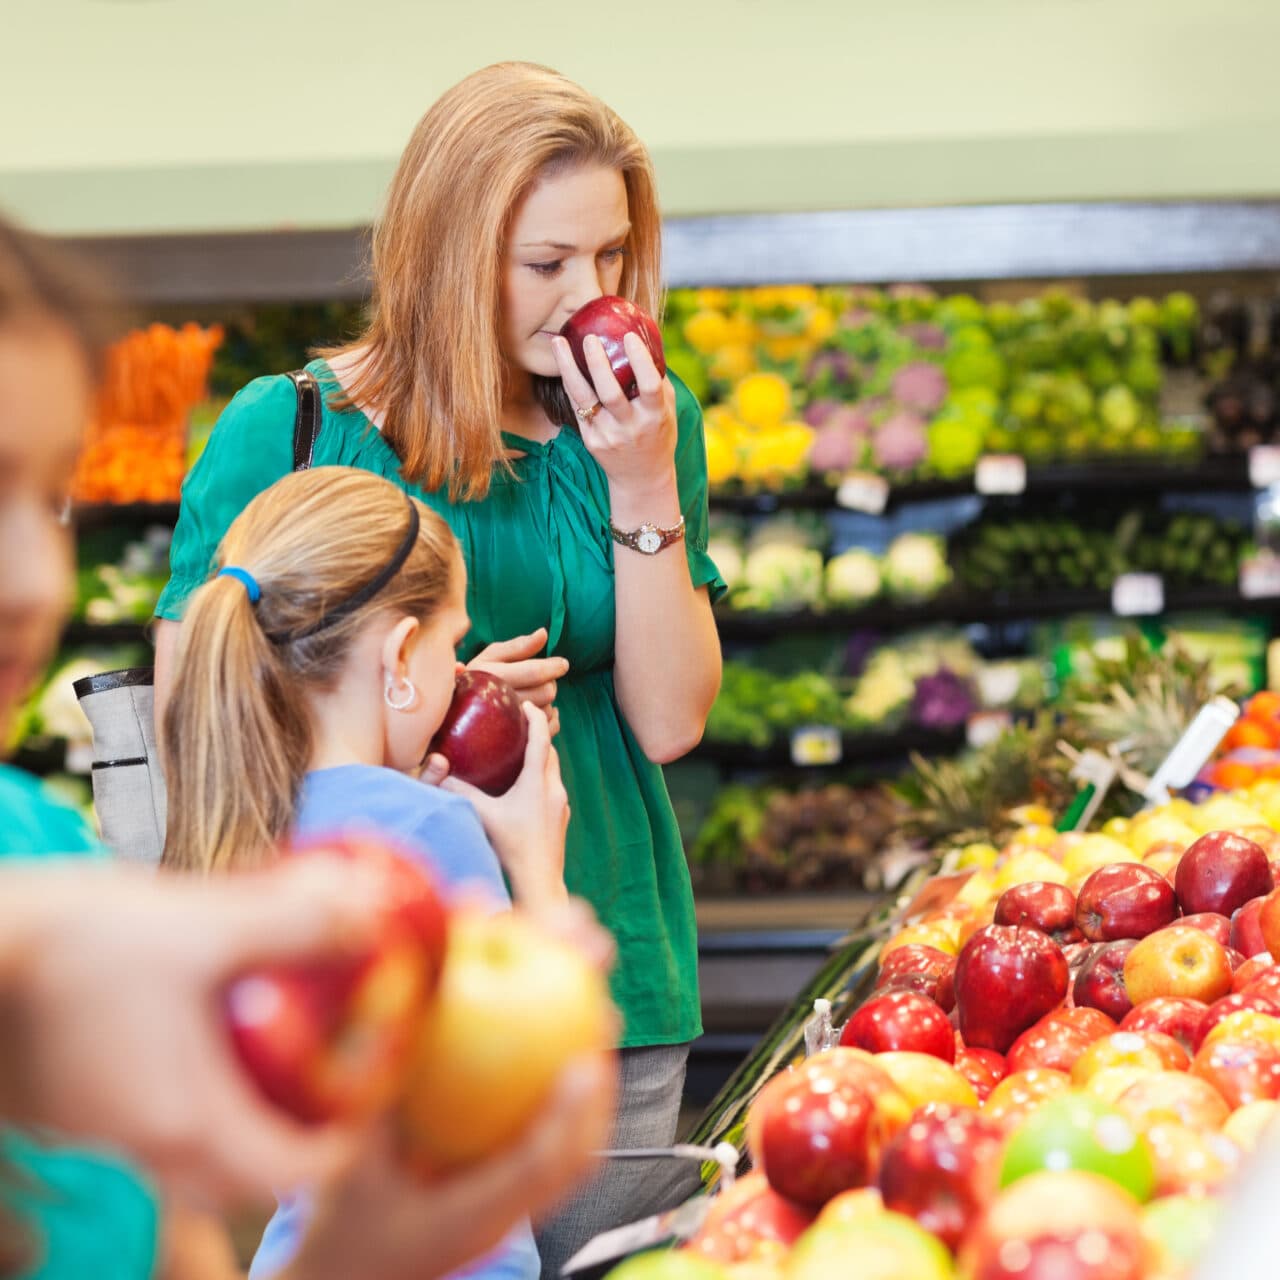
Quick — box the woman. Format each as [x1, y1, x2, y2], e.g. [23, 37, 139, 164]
[153, 60, 723, 1271]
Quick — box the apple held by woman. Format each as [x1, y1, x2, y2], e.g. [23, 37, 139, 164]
[560, 296, 666, 401]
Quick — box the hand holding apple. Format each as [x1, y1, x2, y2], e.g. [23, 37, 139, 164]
[560, 296, 666, 402]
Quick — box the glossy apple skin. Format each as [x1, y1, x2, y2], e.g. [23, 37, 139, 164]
[954, 925, 1069, 1054]
[1072, 1031, 1189, 1086]
[1007, 1017, 1092, 1075]
[1243, 964, 1280, 1003]
[1174, 830, 1274, 917]
[687, 1170, 815, 1263]
[1233, 954, 1276, 993]
[1073, 940, 1138, 1021]
[1260, 887, 1280, 961]
[1193, 990, 1280, 1050]
[224, 834, 449, 1125]
[427, 670, 528, 795]
[1118, 997, 1207, 1056]
[1230, 897, 1269, 956]
[994, 882, 1082, 944]
[1192, 1037, 1280, 1108]
[877, 1105, 1005, 1252]
[560, 296, 666, 400]
[839, 991, 955, 1062]
[746, 1060, 888, 1207]
[955, 1047, 1008, 1102]
[1074, 863, 1178, 943]
[1123, 925, 1234, 1005]
[1180, 912, 1233, 949]
[983, 1069, 1073, 1132]
[1115, 1072, 1232, 1133]
[873, 944, 956, 1011]
[1143, 1121, 1239, 1197]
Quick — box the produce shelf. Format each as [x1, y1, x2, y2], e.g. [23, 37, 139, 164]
[714, 583, 1280, 639]
[707, 453, 1257, 516]
[61, 621, 152, 646]
[72, 502, 180, 531]
[693, 726, 966, 769]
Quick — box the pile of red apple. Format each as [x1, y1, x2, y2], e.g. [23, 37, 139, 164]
[665, 828, 1280, 1280]
[223, 832, 611, 1172]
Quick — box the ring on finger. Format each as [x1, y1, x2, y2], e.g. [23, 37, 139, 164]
[575, 400, 603, 424]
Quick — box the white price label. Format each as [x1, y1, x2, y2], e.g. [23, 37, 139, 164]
[975, 454, 1027, 495]
[1111, 572, 1165, 617]
[65, 741, 95, 775]
[835, 470, 890, 515]
[1241, 554, 1280, 599]
[1250, 445, 1280, 489]
[966, 710, 1012, 749]
[789, 725, 843, 766]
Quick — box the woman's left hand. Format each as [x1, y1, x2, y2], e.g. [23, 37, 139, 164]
[552, 333, 677, 500]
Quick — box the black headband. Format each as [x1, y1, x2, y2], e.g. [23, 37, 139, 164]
[267, 499, 421, 646]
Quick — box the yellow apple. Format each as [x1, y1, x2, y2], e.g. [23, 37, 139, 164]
[1201, 1010, 1280, 1055]
[873, 1051, 978, 1111]
[879, 924, 959, 961]
[1221, 1099, 1278, 1151]
[990, 851, 1070, 895]
[1084, 1066, 1165, 1105]
[1061, 834, 1140, 881]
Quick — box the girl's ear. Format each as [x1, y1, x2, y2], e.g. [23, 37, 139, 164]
[381, 615, 421, 679]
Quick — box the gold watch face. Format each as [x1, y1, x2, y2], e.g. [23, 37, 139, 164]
[637, 529, 663, 554]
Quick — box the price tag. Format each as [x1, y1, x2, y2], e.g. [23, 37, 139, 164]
[966, 710, 1012, 749]
[975, 454, 1027, 495]
[789, 725, 843, 766]
[1241, 553, 1280, 599]
[64, 741, 95, 775]
[835, 470, 890, 515]
[1250, 445, 1280, 489]
[1111, 572, 1165, 617]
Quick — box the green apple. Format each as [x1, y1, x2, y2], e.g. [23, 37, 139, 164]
[999, 1091, 1156, 1202]
[786, 1211, 954, 1280]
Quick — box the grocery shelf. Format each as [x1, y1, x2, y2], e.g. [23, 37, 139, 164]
[61, 621, 151, 646]
[73, 502, 180, 531]
[694, 726, 966, 769]
[707, 453, 1258, 516]
[714, 583, 1280, 639]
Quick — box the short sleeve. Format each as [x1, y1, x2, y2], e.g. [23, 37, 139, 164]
[670, 370, 727, 603]
[154, 375, 297, 620]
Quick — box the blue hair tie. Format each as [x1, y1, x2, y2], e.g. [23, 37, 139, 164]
[218, 566, 262, 604]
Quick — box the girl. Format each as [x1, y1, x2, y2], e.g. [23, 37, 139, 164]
[0, 213, 613, 1280]
[161, 464, 571, 1280]
[152, 62, 725, 1271]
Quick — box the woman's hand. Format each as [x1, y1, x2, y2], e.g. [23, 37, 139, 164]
[1, 858, 394, 1209]
[440, 704, 569, 915]
[552, 333, 678, 504]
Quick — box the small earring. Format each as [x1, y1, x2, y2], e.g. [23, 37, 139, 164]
[384, 676, 417, 712]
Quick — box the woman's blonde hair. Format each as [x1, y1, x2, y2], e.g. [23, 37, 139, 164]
[162, 467, 459, 875]
[321, 61, 664, 501]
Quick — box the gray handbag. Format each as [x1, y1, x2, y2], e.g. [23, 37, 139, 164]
[74, 370, 322, 864]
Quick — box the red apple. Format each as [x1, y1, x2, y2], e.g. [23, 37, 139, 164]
[1230, 897, 1269, 956]
[840, 990, 955, 1062]
[1073, 940, 1138, 1021]
[687, 1170, 815, 1263]
[1233, 954, 1275, 992]
[1007, 1017, 1092, 1075]
[1244, 965, 1280, 1003]
[874, 944, 956, 1011]
[1180, 912, 1233, 949]
[954, 925, 1069, 1054]
[983, 1069, 1072, 1132]
[1118, 997, 1207, 1057]
[1143, 1120, 1240, 1197]
[994, 882, 1082, 945]
[1260, 887, 1280, 960]
[427, 670, 529, 795]
[746, 1054, 897, 1206]
[955, 1047, 1007, 1102]
[877, 1105, 1005, 1252]
[1115, 1072, 1231, 1133]
[225, 834, 449, 1125]
[1226, 946, 1248, 971]
[1072, 1031, 1190, 1086]
[1191, 1037, 1280, 1108]
[1193, 990, 1280, 1050]
[1074, 863, 1177, 943]
[1123, 925, 1233, 1006]
[1052, 1006, 1118, 1040]
[1174, 830, 1274, 917]
[560, 295, 666, 401]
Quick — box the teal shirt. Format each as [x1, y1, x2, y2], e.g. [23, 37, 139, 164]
[0, 765, 159, 1280]
[156, 361, 725, 1047]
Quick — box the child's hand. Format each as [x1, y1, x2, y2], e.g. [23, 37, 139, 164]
[440, 704, 569, 914]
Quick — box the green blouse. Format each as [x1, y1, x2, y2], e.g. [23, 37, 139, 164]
[156, 361, 725, 1047]
[0, 765, 159, 1280]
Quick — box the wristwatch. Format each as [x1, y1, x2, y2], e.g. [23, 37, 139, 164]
[609, 514, 686, 555]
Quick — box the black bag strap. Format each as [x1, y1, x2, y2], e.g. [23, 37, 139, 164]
[286, 368, 322, 471]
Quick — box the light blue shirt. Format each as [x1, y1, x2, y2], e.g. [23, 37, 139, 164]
[250, 765, 538, 1280]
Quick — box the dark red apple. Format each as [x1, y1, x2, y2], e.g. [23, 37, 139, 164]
[955, 1047, 1008, 1102]
[560, 295, 666, 401]
[224, 834, 449, 1125]
[954, 926, 1069, 1054]
[874, 944, 956, 1011]
[840, 990, 955, 1062]
[1231, 897, 1269, 957]
[1175, 830, 1274, 917]
[1180, 912, 1233, 949]
[994, 882, 1082, 945]
[745, 1056, 891, 1206]
[1192, 990, 1280, 1051]
[1006, 1017, 1091, 1075]
[427, 670, 529, 795]
[1073, 940, 1138, 1022]
[1074, 863, 1177, 942]
[1118, 997, 1207, 1056]
[877, 1105, 1005, 1252]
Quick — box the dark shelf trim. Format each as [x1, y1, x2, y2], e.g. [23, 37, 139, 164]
[695, 726, 967, 769]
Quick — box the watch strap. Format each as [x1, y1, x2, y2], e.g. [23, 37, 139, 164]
[608, 514, 686, 554]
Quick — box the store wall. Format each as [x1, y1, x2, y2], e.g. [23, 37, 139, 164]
[5, 0, 1280, 233]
